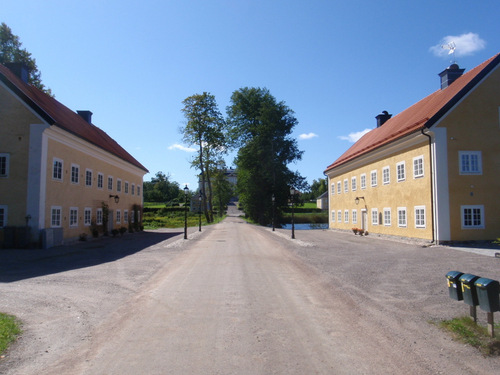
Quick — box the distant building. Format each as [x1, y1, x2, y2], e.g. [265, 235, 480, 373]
[325, 53, 500, 243]
[316, 191, 328, 210]
[0, 63, 148, 248]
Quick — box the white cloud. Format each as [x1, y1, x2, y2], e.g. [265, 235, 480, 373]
[430, 33, 486, 58]
[168, 144, 196, 152]
[338, 128, 372, 143]
[299, 132, 318, 140]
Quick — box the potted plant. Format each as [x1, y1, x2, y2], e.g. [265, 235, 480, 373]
[352, 228, 358, 235]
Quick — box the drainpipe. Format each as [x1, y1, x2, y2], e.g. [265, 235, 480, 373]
[421, 128, 435, 243]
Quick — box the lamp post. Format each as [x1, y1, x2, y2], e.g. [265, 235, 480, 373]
[198, 192, 202, 232]
[272, 194, 275, 231]
[184, 185, 189, 239]
[290, 188, 296, 239]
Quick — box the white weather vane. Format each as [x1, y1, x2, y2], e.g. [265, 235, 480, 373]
[442, 42, 457, 64]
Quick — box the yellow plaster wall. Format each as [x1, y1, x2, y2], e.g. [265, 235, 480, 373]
[327, 141, 433, 240]
[0, 84, 41, 226]
[438, 65, 500, 241]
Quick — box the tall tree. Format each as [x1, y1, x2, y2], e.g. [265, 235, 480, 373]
[227, 87, 306, 225]
[181, 92, 226, 223]
[143, 172, 181, 203]
[0, 22, 52, 95]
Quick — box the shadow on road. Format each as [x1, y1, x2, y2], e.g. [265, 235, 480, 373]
[0, 231, 181, 283]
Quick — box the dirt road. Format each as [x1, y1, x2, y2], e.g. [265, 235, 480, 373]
[1, 210, 499, 374]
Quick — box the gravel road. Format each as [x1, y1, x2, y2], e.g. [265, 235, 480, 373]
[1, 206, 499, 374]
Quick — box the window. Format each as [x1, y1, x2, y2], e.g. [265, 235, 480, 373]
[51, 206, 62, 227]
[459, 151, 482, 175]
[108, 176, 113, 190]
[397, 207, 407, 227]
[117, 179, 122, 192]
[337, 210, 342, 223]
[337, 181, 341, 195]
[84, 208, 92, 226]
[415, 206, 426, 228]
[132, 184, 135, 195]
[71, 164, 79, 184]
[53, 158, 63, 181]
[331, 183, 335, 195]
[352, 209, 357, 224]
[343, 179, 348, 193]
[96, 208, 103, 225]
[116, 210, 121, 224]
[351, 177, 357, 191]
[382, 166, 390, 185]
[360, 174, 366, 190]
[397, 161, 406, 182]
[69, 207, 78, 227]
[331, 210, 336, 223]
[383, 208, 391, 226]
[413, 156, 424, 178]
[371, 170, 377, 187]
[124, 210, 129, 224]
[0, 154, 10, 177]
[125, 181, 129, 194]
[0, 205, 7, 228]
[97, 173, 104, 189]
[85, 169, 93, 187]
[462, 205, 484, 229]
[137, 186, 140, 196]
[371, 208, 378, 225]
[344, 210, 349, 223]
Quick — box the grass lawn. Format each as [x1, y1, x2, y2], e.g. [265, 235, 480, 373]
[0, 312, 21, 355]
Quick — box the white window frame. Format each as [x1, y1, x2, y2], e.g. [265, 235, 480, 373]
[132, 184, 135, 195]
[343, 209, 348, 223]
[459, 151, 482, 175]
[397, 161, 406, 182]
[413, 156, 424, 179]
[343, 179, 348, 193]
[360, 174, 366, 190]
[370, 170, 377, 187]
[0, 205, 7, 228]
[461, 205, 485, 229]
[124, 209, 129, 224]
[371, 208, 378, 225]
[383, 208, 391, 226]
[117, 179, 122, 193]
[397, 207, 407, 228]
[337, 210, 342, 223]
[0, 153, 10, 178]
[382, 166, 390, 185]
[108, 176, 113, 191]
[84, 207, 92, 226]
[351, 177, 357, 191]
[125, 181, 129, 194]
[71, 164, 79, 184]
[85, 169, 93, 187]
[137, 186, 140, 196]
[51, 206, 62, 228]
[331, 210, 335, 223]
[331, 183, 335, 195]
[415, 206, 426, 228]
[116, 209, 121, 225]
[52, 158, 63, 181]
[69, 207, 78, 227]
[97, 173, 104, 189]
[352, 209, 357, 224]
[96, 208, 103, 225]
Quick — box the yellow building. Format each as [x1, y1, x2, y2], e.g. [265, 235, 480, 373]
[324, 53, 500, 244]
[0, 63, 148, 248]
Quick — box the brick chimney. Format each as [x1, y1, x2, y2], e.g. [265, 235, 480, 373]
[4, 62, 30, 83]
[376, 111, 392, 127]
[438, 63, 465, 90]
[77, 110, 93, 123]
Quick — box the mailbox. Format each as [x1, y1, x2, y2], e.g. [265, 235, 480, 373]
[446, 271, 464, 301]
[459, 274, 480, 306]
[474, 278, 500, 313]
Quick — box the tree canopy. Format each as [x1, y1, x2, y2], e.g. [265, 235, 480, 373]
[227, 87, 306, 225]
[143, 172, 181, 203]
[0, 22, 52, 95]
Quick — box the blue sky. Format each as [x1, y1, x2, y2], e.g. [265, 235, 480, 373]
[3, 0, 499, 190]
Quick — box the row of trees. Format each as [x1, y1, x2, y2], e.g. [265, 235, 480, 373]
[180, 88, 307, 225]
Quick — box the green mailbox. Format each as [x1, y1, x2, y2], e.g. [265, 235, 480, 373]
[459, 274, 480, 306]
[474, 278, 500, 313]
[446, 271, 464, 301]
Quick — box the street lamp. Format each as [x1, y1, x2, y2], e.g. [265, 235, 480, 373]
[198, 192, 202, 232]
[184, 185, 189, 239]
[272, 194, 275, 231]
[290, 188, 297, 239]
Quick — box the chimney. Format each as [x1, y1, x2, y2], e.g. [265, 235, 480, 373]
[5, 62, 30, 83]
[77, 110, 93, 123]
[376, 110, 392, 127]
[438, 63, 465, 90]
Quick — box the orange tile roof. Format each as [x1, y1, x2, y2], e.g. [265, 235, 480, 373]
[0, 64, 148, 172]
[325, 53, 500, 174]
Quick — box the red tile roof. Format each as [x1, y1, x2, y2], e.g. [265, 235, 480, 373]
[0, 64, 148, 172]
[325, 53, 500, 174]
